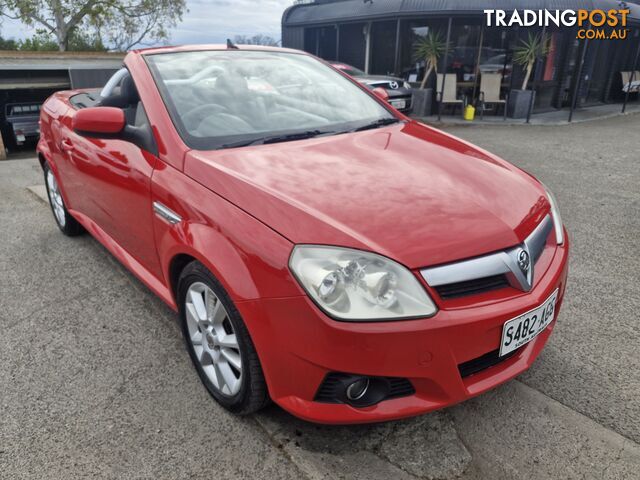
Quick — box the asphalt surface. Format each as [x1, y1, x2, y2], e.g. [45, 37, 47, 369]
[1, 113, 639, 479]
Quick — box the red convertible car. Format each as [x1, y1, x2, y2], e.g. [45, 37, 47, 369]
[38, 44, 569, 424]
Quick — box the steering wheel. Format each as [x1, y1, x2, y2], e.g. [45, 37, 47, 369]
[182, 103, 230, 129]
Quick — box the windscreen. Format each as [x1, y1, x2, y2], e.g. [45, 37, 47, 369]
[145, 50, 393, 149]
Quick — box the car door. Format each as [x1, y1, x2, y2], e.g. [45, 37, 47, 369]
[60, 71, 163, 280]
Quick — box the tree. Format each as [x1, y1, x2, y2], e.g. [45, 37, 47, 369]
[413, 31, 447, 90]
[233, 34, 280, 47]
[16, 31, 58, 50]
[17, 29, 105, 51]
[513, 32, 550, 91]
[0, 0, 186, 51]
[0, 35, 19, 49]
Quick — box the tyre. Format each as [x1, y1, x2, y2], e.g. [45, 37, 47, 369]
[43, 162, 84, 236]
[178, 261, 269, 414]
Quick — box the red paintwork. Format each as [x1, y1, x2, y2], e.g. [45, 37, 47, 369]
[372, 87, 389, 102]
[37, 44, 569, 424]
[72, 106, 125, 133]
[331, 63, 351, 71]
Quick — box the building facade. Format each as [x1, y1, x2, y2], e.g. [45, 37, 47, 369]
[282, 0, 640, 113]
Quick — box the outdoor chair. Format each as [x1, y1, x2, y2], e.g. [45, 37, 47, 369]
[436, 73, 465, 116]
[621, 71, 640, 93]
[478, 73, 508, 120]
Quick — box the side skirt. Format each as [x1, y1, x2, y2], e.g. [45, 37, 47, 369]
[68, 208, 178, 311]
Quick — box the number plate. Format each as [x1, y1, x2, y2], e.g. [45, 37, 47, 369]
[499, 289, 558, 357]
[16, 134, 26, 143]
[390, 99, 406, 109]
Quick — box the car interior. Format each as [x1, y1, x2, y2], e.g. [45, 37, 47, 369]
[69, 51, 392, 150]
[146, 51, 391, 143]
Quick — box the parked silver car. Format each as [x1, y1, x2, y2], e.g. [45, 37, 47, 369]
[331, 63, 412, 112]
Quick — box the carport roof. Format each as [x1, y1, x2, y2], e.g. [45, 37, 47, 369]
[283, 0, 640, 26]
[0, 51, 124, 70]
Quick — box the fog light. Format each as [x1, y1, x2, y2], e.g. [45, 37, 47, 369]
[345, 378, 369, 401]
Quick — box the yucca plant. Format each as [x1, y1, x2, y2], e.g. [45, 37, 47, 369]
[413, 31, 448, 89]
[513, 32, 551, 90]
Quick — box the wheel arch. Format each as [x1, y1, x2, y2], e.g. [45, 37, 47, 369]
[37, 152, 47, 170]
[163, 237, 262, 310]
[36, 139, 53, 171]
[168, 252, 198, 303]
[162, 223, 299, 311]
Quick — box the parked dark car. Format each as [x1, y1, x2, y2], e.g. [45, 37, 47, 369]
[5, 103, 41, 146]
[331, 63, 413, 112]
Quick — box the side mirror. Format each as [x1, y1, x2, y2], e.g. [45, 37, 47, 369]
[372, 87, 390, 103]
[73, 107, 125, 136]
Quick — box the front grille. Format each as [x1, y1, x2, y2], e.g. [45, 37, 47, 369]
[314, 373, 346, 403]
[421, 214, 554, 299]
[387, 377, 416, 397]
[369, 81, 397, 89]
[458, 347, 520, 378]
[434, 274, 510, 300]
[314, 372, 415, 404]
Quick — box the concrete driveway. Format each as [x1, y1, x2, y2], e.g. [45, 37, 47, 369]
[1, 114, 639, 479]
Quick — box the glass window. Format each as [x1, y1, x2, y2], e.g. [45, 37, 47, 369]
[145, 50, 394, 150]
[338, 23, 367, 71]
[370, 20, 397, 75]
[480, 27, 515, 87]
[398, 18, 448, 83]
[449, 22, 483, 83]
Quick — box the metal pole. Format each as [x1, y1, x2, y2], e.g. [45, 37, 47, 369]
[364, 22, 372, 73]
[394, 19, 402, 76]
[335, 24, 340, 62]
[527, 26, 546, 124]
[472, 24, 484, 101]
[569, 33, 590, 123]
[438, 17, 453, 121]
[622, 38, 640, 114]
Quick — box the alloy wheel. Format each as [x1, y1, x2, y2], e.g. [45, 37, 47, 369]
[185, 282, 243, 396]
[46, 169, 66, 227]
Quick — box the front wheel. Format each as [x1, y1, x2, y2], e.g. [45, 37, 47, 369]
[178, 261, 270, 414]
[43, 163, 84, 236]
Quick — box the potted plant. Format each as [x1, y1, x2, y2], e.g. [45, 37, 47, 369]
[508, 32, 550, 118]
[412, 31, 447, 116]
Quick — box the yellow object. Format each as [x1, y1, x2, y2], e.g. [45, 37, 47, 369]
[464, 105, 475, 121]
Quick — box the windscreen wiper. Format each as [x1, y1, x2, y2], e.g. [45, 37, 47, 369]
[351, 117, 401, 132]
[220, 129, 332, 149]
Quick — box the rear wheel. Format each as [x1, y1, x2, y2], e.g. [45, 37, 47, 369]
[43, 163, 84, 236]
[178, 261, 269, 414]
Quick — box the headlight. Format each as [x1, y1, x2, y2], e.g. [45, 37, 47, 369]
[543, 185, 564, 245]
[289, 245, 437, 321]
[403, 81, 411, 89]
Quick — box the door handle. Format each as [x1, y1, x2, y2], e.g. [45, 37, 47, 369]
[60, 138, 74, 151]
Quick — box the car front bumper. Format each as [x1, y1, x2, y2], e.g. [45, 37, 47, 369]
[239, 234, 569, 424]
[387, 90, 412, 112]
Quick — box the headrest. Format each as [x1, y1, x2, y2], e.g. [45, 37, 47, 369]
[100, 74, 140, 108]
[120, 75, 140, 104]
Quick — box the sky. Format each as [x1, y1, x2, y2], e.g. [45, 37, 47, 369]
[0, 0, 293, 47]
